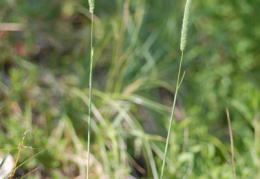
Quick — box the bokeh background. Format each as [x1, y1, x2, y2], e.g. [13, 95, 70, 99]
[1, 0, 260, 178]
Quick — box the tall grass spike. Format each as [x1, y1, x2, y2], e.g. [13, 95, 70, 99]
[88, 0, 95, 13]
[160, 0, 193, 178]
[180, 0, 192, 51]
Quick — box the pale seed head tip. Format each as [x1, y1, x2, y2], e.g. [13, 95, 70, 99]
[88, 0, 95, 13]
[180, 0, 192, 51]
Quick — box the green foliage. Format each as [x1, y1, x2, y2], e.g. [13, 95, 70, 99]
[1, 0, 260, 178]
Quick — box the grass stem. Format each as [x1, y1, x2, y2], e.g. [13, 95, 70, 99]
[160, 1, 192, 177]
[160, 51, 184, 179]
[87, 9, 94, 179]
[10, 130, 29, 179]
[226, 108, 237, 179]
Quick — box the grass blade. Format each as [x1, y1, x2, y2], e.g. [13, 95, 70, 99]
[0, 152, 10, 170]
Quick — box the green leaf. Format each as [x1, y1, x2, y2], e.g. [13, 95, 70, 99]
[0, 152, 10, 170]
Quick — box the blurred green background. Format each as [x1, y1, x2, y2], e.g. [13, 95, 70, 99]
[0, 0, 260, 178]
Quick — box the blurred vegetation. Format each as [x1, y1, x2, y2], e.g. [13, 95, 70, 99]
[0, 0, 260, 178]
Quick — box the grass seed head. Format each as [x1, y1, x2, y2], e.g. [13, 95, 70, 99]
[180, 0, 192, 52]
[88, 0, 95, 13]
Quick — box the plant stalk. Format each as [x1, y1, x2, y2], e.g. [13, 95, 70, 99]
[160, 51, 184, 179]
[87, 12, 94, 179]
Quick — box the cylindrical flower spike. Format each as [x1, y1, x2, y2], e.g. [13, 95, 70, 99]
[180, 0, 192, 52]
[88, 0, 95, 13]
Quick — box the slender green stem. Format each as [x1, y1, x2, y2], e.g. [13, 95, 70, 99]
[160, 51, 184, 179]
[226, 108, 237, 179]
[87, 12, 94, 179]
